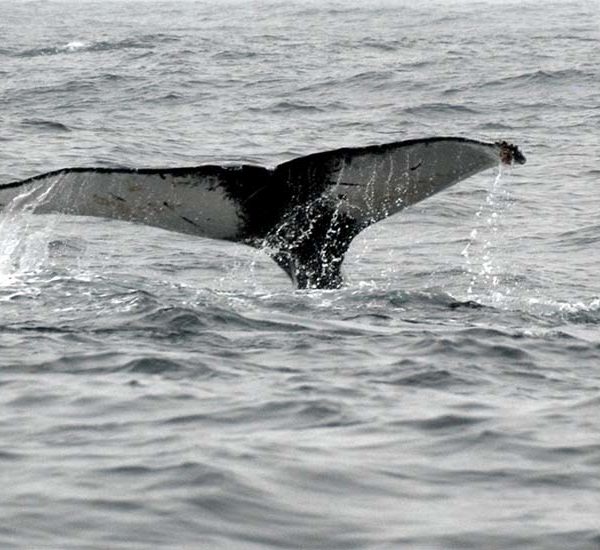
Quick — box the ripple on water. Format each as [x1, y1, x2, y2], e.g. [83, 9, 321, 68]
[20, 119, 71, 132]
[1, 1, 599, 548]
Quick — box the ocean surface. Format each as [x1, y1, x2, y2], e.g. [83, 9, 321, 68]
[1, 1, 599, 548]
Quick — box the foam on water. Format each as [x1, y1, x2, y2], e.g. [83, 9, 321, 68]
[63, 40, 88, 52]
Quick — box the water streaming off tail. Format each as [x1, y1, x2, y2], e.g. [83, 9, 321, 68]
[461, 166, 515, 306]
[0, 179, 63, 282]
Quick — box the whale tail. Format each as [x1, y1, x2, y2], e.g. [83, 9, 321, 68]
[0, 137, 525, 289]
[260, 137, 525, 288]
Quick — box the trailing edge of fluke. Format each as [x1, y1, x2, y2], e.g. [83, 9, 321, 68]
[0, 137, 525, 289]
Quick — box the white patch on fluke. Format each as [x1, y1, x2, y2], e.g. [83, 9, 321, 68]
[0, 171, 244, 241]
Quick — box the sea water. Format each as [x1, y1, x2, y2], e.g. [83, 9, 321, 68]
[1, 1, 599, 548]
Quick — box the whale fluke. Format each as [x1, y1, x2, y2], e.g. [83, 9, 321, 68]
[0, 137, 525, 289]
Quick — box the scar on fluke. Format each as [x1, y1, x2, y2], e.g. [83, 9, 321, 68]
[109, 193, 126, 202]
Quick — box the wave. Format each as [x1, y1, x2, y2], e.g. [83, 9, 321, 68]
[123, 356, 192, 376]
[342, 69, 396, 86]
[375, 367, 480, 390]
[353, 38, 410, 52]
[478, 68, 595, 90]
[13, 33, 179, 58]
[555, 224, 600, 247]
[475, 122, 515, 131]
[21, 78, 99, 97]
[21, 118, 71, 132]
[250, 101, 325, 114]
[163, 397, 356, 429]
[212, 50, 258, 61]
[403, 102, 480, 115]
[297, 70, 396, 94]
[520, 296, 600, 325]
[533, 34, 600, 44]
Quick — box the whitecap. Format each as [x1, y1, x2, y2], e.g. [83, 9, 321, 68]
[62, 40, 88, 52]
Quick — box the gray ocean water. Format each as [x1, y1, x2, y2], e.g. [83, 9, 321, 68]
[1, 1, 599, 548]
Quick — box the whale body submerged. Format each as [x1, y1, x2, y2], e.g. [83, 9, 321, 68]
[0, 137, 526, 289]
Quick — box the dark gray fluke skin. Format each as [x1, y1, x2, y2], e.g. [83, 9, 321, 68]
[0, 137, 526, 289]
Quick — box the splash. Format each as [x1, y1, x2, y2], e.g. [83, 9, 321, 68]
[461, 166, 514, 306]
[62, 40, 89, 52]
[0, 178, 63, 284]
